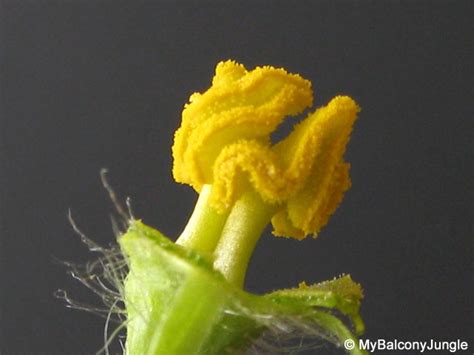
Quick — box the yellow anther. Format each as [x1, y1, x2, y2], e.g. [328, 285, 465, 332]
[172, 60, 313, 191]
[272, 96, 359, 238]
[172, 60, 359, 239]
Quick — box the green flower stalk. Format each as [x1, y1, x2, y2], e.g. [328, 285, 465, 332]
[117, 60, 366, 354]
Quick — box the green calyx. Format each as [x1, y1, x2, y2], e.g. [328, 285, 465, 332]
[119, 220, 367, 355]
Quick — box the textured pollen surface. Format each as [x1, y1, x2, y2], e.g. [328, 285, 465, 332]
[172, 60, 313, 189]
[271, 96, 358, 238]
[172, 60, 359, 239]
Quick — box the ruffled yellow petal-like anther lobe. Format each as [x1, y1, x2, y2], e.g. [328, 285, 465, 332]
[273, 96, 359, 237]
[172, 60, 313, 190]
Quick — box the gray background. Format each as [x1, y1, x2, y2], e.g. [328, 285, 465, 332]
[1, 1, 473, 353]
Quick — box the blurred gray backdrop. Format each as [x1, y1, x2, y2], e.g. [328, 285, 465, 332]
[1, 0, 473, 353]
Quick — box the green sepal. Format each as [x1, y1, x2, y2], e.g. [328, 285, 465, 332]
[265, 275, 365, 335]
[119, 220, 367, 355]
[119, 220, 232, 355]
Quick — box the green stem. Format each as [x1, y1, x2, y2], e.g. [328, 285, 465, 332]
[213, 191, 277, 288]
[176, 185, 229, 255]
